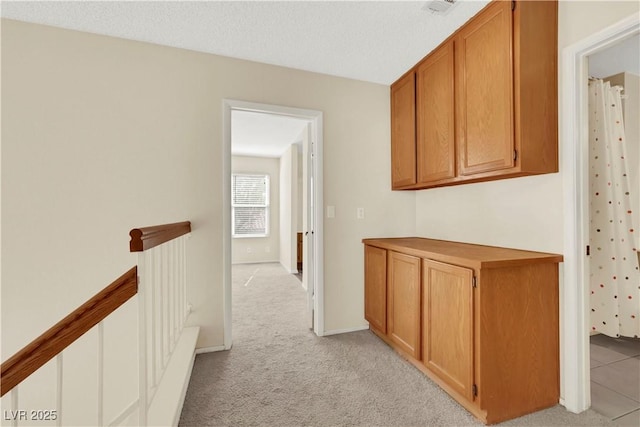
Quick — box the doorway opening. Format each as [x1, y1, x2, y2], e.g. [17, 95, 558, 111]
[222, 100, 325, 349]
[585, 34, 640, 422]
[561, 12, 639, 415]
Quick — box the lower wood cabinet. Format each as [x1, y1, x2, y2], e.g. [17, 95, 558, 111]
[387, 251, 421, 359]
[422, 259, 474, 401]
[364, 245, 387, 334]
[363, 237, 563, 425]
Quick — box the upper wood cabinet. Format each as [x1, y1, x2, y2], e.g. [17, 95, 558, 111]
[390, 0, 558, 190]
[390, 71, 416, 188]
[456, 0, 514, 176]
[417, 41, 456, 184]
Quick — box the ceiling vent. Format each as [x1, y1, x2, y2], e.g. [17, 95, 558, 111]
[423, 0, 458, 15]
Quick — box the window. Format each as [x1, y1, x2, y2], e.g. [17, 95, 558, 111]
[232, 174, 270, 237]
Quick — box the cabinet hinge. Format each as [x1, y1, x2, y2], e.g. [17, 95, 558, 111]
[586, 245, 590, 256]
[472, 276, 477, 288]
[512, 1, 516, 11]
[513, 149, 518, 161]
[473, 384, 478, 397]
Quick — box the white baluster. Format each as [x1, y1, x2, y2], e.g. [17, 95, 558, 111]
[56, 354, 63, 427]
[148, 247, 156, 389]
[162, 244, 169, 368]
[173, 239, 179, 346]
[154, 247, 161, 388]
[97, 322, 104, 426]
[169, 240, 175, 351]
[10, 387, 19, 427]
[180, 236, 186, 326]
[137, 254, 148, 426]
[183, 235, 189, 322]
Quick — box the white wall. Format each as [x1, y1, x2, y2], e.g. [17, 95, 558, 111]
[279, 144, 298, 273]
[231, 155, 280, 264]
[1, 18, 416, 357]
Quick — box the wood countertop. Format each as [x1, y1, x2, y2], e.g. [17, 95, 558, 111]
[362, 237, 563, 270]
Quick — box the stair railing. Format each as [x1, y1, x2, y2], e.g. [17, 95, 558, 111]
[1, 221, 192, 426]
[130, 221, 191, 425]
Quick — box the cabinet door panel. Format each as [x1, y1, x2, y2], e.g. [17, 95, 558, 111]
[364, 245, 387, 333]
[391, 72, 417, 188]
[422, 259, 474, 400]
[387, 251, 421, 359]
[456, 1, 514, 176]
[417, 41, 455, 184]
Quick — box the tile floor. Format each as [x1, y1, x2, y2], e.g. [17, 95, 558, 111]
[590, 334, 640, 426]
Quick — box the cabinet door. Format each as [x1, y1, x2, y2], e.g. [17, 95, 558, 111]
[391, 71, 417, 188]
[417, 40, 455, 184]
[364, 245, 387, 333]
[455, 0, 514, 176]
[387, 251, 421, 359]
[422, 259, 474, 401]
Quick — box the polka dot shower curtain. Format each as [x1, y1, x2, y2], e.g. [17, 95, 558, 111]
[589, 78, 640, 338]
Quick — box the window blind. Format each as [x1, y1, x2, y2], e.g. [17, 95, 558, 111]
[232, 174, 270, 237]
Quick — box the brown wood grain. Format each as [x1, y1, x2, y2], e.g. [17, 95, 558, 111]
[514, 0, 559, 174]
[387, 251, 421, 359]
[363, 236, 562, 424]
[391, 70, 417, 189]
[422, 260, 474, 401]
[1, 267, 138, 397]
[390, 0, 559, 191]
[417, 40, 456, 184]
[456, 0, 514, 176]
[363, 237, 563, 270]
[477, 263, 560, 423]
[129, 221, 191, 252]
[364, 245, 388, 334]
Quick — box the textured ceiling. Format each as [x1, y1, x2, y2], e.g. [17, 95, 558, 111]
[0, 0, 490, 85]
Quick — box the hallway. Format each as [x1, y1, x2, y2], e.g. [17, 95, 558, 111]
[179, 264, 613, 426]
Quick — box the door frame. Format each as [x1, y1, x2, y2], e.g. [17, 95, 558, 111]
[222, 99, 325, 348]
[560, 13, 639, 413]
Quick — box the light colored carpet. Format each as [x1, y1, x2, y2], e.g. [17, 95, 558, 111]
[179, 263, 613, 426]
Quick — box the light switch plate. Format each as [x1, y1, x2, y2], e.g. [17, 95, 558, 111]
[327, 206, 335, 218]
[357, 207, 365, 219]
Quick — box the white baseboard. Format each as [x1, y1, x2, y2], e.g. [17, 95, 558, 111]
[322, 325, 369, 336]
[195, 345, 227, 354]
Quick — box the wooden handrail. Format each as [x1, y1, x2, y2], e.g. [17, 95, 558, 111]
[129, 221, 191, 252]
[0, 267, 138, 397]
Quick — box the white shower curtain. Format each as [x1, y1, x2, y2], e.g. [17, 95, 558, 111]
[589, 78, 640, 338]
